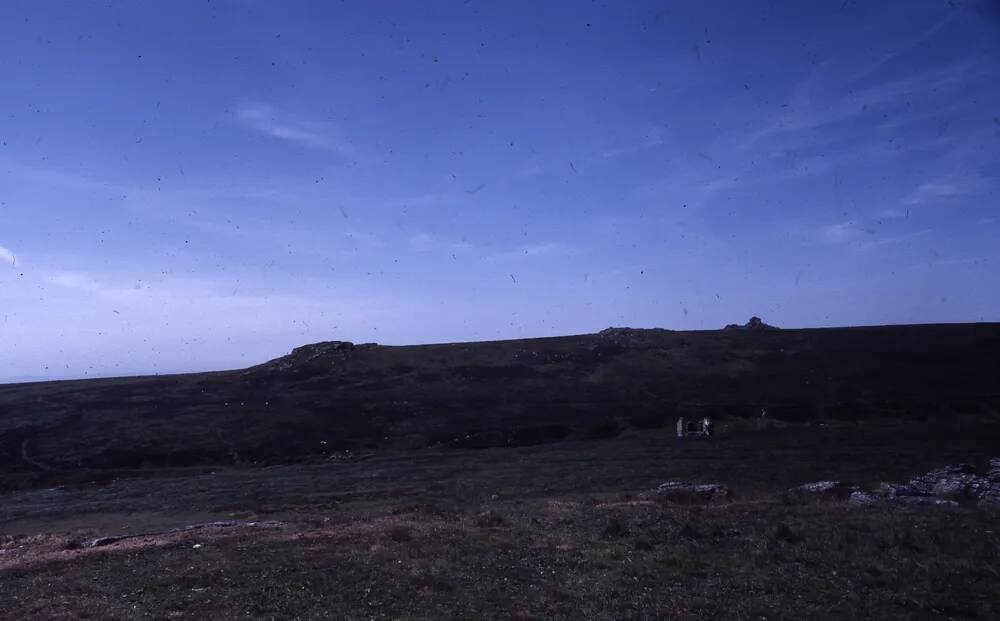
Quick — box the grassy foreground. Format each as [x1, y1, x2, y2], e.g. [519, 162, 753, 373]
[2, 493, 998, 620]
[3, 419, 999, 618]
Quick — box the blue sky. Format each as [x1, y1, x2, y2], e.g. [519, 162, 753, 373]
[1, 0, 998, 382]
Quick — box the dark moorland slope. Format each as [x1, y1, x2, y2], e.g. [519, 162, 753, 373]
[2, 322, 999, 476]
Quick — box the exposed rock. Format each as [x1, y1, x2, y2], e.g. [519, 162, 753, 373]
[653, 481, 730, 504]
[289, 340, 356, 360]
[966, 478, 993, 500]
[86, 520, 287, 548]
[724, 316, 779, 331]
[792, 481, 857, 500]
[979, 458, 1000, 508]
[597, 327, 669, 348]
[890, 496, 958, 508]
[864, 491, 959, 508]
[875, 482, 930, 498]
[863, 461, 999, 509]
[980, 488, 1000, 508]
[907, 463, 988, 500]
[849, 490, 879, 505]
[798, 481, 843, 493]
[989, 458, 1000, 482]
[251, 340, 359, 374]
[598, 327, 634, 337]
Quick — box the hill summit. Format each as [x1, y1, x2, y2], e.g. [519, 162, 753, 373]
[724, 316, 779, 331]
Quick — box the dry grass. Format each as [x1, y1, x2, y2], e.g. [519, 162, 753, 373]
[2, 418, 999, 619]
[2, 496, 999, 620]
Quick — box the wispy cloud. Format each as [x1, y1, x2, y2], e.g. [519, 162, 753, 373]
[45, 271, 102, 292]
[818, 222, 870, 245]
[378, 192, 464, 209]
[845, 12, 957, 86]
[813, 220, 931, 250]
[490, 242, 577, 261]
[0, 245, 15, 266]
[1, 265, 417, 379]
[903, 173, 988, 206]
[1, 158, 131, 196]
[408, 232, 435, 253]
[738, 60, 974, 153]
[860, 229, 932, 249]
[37, 269, 403, 338]
[405, 231, 483, 255]
[235, 102, 358, 157]
[341, 229, 383, 248]
[598, 126, 668, 161]
[633, 170, 737, 210]
[398, 232, 573, 260]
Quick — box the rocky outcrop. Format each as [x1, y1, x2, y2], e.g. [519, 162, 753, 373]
[875, 463, 992, 505]
[904, 463, 986, 499]
[792, 480, 857, 500]
[650, 481, 730, 504]
[86, 520, 287, 548]
[875, 482, 927, 498]
[287, 340, 356, 362]
[849, 491, 879, 505]
[724, 316, 779, 331]
[863, 461, 998, 509]
[597, 327, 669, 348]
[980, 458, 1000, 508]
[249, 340, 359, 374]
[851, 489, 959, 507]
[812, 460, 998, 509]
[891, 496, 959, 507]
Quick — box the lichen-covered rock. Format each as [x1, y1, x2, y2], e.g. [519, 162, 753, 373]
[654, 481, 730, 504]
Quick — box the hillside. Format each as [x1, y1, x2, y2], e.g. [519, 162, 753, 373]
[3, 322, 1000, 619]
[1, 322, 999, 480]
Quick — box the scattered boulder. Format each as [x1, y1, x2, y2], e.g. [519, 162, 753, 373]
[889, 496, 959, 508]
[85, 520, 287, 548]
[652, 481, 730, 504]
[792, 480, 856, 500]
[849, 491, 879, 505]
[875, 482, 929, 498]
[851, 483, 958, 507]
